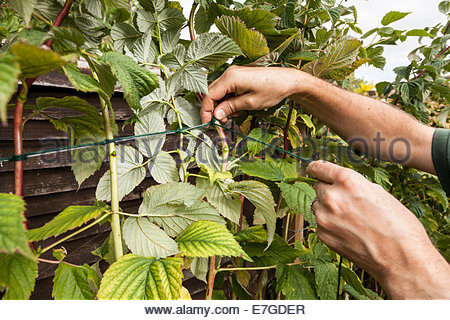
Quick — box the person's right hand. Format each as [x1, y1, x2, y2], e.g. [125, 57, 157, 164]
[200, 66, 305, 123]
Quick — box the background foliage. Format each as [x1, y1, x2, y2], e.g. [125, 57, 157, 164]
[0, 0, 448, 300]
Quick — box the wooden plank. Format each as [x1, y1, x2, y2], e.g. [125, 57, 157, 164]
[24, 187, 146, 218]
[0, 118, 135, 141]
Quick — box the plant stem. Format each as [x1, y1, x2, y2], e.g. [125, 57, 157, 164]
[189, 2, 198, 42]
[206, 120, 230, 300]
[215, 120, 229, 172]
[100, 98, 123, 261]
[284, 212, 291, 241]
[171, 96, 188, 182]
[13, 92, 25, 196]
[38, 258, 79, 267]
[39, 212, 111, 256]
[205, 255, 217, 300]
[12, 0, 73, 196]
[217, 261, 306, 273]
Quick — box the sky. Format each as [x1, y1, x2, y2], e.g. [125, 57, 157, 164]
[178, 0, 447, 83]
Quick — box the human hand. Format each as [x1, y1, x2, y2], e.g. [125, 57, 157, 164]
[306, 161, 450, 299]
[200, 66, 304, 123]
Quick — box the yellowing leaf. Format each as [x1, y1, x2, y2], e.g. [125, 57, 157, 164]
[98, 254, 183, 300]
[176, 221, 251, 261]
[11, 42, 68, 78]
[0, 193, 33, 259]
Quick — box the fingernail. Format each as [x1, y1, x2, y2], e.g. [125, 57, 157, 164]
[215, 109, 226, 120]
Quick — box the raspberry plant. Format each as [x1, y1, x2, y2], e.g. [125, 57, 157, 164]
[0, 0, 448, 300]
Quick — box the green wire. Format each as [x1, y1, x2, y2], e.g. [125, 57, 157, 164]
[0, 117, 313, 164]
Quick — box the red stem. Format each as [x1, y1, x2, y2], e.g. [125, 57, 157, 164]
[13, 100, 24, 196]
[414, 45, 449, 80]
[13, 0, 73, 197]
[188, 2, 198, 43]
[205, 255, 217, 300]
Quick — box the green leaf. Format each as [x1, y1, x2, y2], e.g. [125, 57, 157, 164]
[53, 263, 98, 300]
[342, 284, 370, 300]
[314, 261, 338, 300]
[122, 217, 179, 259]
[366, 46, 386, 70]
[139, 182, 204, 213]
[194, 3, 219, 34]
[234, 225, 268, 243]
[247, 127, 278, 155]
[340, 265, 370, 298]
[35, 96, 106, 186]
[311, 244, 338, 300]
[278, 182, 317, 228]
[174, 96, 201, 127]
[28, 205, 107, 242]
[0, 193, 32, 259]
[47, 26, 85, 48]
[239, 158, 284, 181]
[0, 53, 19, 125]
[202, 181, 241, 224]
[431, 84, 450, 103]
[276, 264, 317, 300]
[226, 181, 276, 246]
[279, 0, 296, 28]
[135, 108, 166, 157]
[145, 201, 225, 237]
[286, 51, 319, 62]
[96, 146, 147, 202]
[217, 5, 281, 36]
[439, 1, 450, 14]
[100, 52, 158, 111]
[10, 42, 69, 78]
[176, 221, 251, 261]
[241, 233, 300, 266]
[190, 257, 208, 283]
[98, 254, 183, 300]
[62, 65, 101, 93]
[149, 153, 179, 184]
[136, 8, 186, 33]
[0, 253, 37, 299]
[215, 16, 268, 61]
[8, 0, 37, 28]
[111, 22, 140, 52]
[381, 11, 411, 26]
[196, 134, 222, 172]
[186, 32, 243, 68]
[168, 64, 209, 94]
[140, 81, 171, 112]
[301, 36, 362, 78]
[406, 29, 435, 37]
[133, 32, 157, 65]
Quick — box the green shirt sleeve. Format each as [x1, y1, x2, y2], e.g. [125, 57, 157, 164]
[432, 128, 450, 197]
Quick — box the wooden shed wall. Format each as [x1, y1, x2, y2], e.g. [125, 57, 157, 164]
[0, 73, 207, 299]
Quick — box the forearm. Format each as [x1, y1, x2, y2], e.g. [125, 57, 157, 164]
[380, 239, 450, 299]
[290, 71, 436, 174]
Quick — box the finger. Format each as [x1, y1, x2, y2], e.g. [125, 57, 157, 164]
[314, 180, 332, 201]
[208, 68, 239, 102]
[214, 94, 254, 122]
[201, 95, 215, 124]
[306, 161, 347, 184]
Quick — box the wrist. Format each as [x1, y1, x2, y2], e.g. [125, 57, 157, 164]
[287, 69, 316, 99]
[378, 238, 450, 299]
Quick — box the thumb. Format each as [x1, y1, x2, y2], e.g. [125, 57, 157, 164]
[214, 94, 253, 122]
